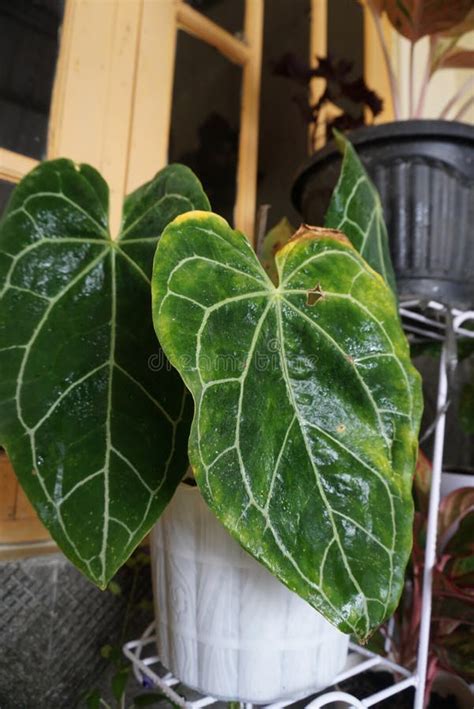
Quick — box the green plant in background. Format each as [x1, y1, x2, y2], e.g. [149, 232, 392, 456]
[0, 161, 209, 587]
[263, 131, 397, 294]
[84, 552, 158, 709]
[388, 452, 474, 693]
[1, 135, 422, 643]
[324, 130, 397, 293]
[410, 332, 474, 437]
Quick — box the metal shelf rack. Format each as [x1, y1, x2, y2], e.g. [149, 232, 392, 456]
[123, 299, 474, 708]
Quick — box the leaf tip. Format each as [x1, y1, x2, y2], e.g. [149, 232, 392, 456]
[332, 128, 347, 154]
[172, 209, 226, 229]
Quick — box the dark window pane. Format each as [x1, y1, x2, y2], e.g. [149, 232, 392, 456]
[0, 0, 64, 159]
[327, 0, 366, 134]
[184, 0, 244, 35]
[257, 0, 310, 231]
[0, 180, 15, 215]
[169, 31, 242, 224]
[328, 0, 363, 78]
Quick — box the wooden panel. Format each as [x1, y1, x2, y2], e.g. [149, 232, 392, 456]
[48, 0, 142, 236]
[233, 0, 264, 243]
[177, 1, 249, 65]
[363, 4, 394, 122]
[0, 148, 38, 183]
[0, 540, 58, 562]
[126, 0, 178, 193]
[309, 0, 394, 144]
[0, 451, 50, 544]
[309, 0, 328, 151]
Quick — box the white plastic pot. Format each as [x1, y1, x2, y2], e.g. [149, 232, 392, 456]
[150, 484, 349, 703]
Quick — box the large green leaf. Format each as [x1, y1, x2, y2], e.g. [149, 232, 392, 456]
[325, 131, 397, 294]
[0, 160, 210, 587]
[153, 212, 422, 640]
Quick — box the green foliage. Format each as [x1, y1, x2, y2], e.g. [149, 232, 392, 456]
[83, 550, 153, 708]
[108, 580, 122, 596]
[262, 133, 398, 297]
[392, 456, 474, 684]
[85, 690, 101, 709]
[153, 212, 422, 641]
[112, 668, 130, 702]
[0, 159, 210, 588]
[325, 130, 397, 294]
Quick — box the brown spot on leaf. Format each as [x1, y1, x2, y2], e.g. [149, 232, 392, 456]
[336, 423, 346, 433]
[306, 282, 325, 306]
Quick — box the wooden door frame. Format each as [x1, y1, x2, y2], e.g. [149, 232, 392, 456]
[48, 0, 264, 241]
[309, 0, 394, 150]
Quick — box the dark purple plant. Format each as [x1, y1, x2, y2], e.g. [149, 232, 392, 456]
[273, 52, 383, 149]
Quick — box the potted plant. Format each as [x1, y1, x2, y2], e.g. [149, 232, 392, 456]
[150, 138, 422, 699]
[389, 451, 474, 704]
[0, 143, 422, 702]
[288, 1, 474, 308]
[0, 159, 210, 705]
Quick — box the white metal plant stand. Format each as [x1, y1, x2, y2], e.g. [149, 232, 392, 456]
[123, 300, 474, 708]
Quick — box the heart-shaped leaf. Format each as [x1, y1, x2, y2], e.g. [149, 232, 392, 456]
[0, 160, 210, 587]
[153, 212, 422, 640]
[325, 130, 397, 294]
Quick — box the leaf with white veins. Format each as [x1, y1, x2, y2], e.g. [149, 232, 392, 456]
[153, 212, 422, 641]
[0, 160, 210, 587]
[325, 130, 397, 294]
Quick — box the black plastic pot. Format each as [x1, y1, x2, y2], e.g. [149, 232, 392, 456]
[292, 120, 474, 309]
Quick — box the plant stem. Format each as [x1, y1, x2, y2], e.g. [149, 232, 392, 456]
[439, 76, 474, 119]
[452, 95, 474, 122]
[409, 42, 415, 118]
[414, 47, 432, 118]
[366, 0, 401, 119]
